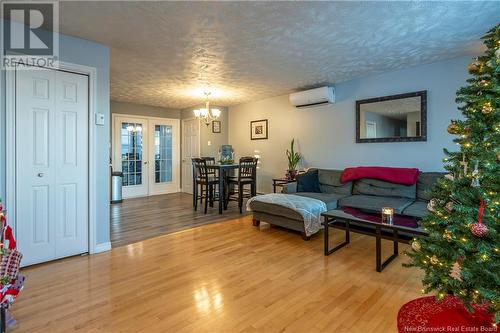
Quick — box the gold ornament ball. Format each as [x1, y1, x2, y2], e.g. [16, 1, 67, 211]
[482, 102, 493, 114]
[468, 61, 481, 73]
[447, 122, 459, 134]
[430, 255, 439, 265]
[411, 240, 421, 251]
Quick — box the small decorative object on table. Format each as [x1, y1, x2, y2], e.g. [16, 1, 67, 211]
[381, 207, 394, 225]
[218, 145, 234, 165]
[285, 138, 302, 180]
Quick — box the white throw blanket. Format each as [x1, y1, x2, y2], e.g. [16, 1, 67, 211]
[246, 193, 327, 236]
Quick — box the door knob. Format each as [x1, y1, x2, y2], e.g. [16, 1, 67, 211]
[144, 161, 148, 165]
[37, 173, 44, 177]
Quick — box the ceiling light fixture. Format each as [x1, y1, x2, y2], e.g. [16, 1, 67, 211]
[193, 91, 221, 126]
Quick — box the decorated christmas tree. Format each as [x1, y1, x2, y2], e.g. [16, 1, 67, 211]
[406, 25, 499, 321]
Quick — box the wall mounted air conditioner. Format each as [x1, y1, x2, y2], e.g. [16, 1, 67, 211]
[289, 86, 335, 109]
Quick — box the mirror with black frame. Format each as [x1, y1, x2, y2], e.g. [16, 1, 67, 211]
[356, 91, 427, 143]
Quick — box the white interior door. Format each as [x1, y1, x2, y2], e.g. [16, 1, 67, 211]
[182, 118, 200, 194]
[16, 67, 89, 266]
[113, 116, 149, 198]
[148, 119, 180, 195]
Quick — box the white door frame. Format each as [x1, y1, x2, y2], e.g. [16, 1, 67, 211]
[181, 117, 201, 193]
[5, 61, 100, 255]
[111, 113, 181, 197]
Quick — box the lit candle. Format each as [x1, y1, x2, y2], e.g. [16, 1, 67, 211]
[381, 207, 394, 225]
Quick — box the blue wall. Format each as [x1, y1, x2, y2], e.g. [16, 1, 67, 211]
[0, 22, 111, 246]
[229, 56, 472, 193]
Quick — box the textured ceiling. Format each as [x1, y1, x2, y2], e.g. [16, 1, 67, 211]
[58, 1, 500, 109]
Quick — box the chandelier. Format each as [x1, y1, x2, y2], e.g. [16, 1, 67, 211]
[193, 92, 221, 126]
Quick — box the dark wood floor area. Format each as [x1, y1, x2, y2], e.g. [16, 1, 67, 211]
[110, 192, 250, 247]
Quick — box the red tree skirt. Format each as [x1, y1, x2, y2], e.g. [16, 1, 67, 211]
[397, 295, 497, 332]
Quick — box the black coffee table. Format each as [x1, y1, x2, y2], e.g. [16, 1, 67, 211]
[321, 209, 428, 272]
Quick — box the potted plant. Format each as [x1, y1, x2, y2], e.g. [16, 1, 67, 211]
[286, 139, 301, 180]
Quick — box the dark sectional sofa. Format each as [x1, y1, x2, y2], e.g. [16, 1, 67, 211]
[249, 168, 444, 237]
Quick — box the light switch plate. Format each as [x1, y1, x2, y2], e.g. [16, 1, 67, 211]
[95, 113, 105, 126]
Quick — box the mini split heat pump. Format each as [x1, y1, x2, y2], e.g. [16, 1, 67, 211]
[289, 86, 335, 109]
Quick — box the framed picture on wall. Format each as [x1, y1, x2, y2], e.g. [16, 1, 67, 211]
[250, 119, 268, 140]
[212, 120, 221, 133]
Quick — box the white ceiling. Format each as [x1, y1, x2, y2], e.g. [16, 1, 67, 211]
[58, 1, 500, 109]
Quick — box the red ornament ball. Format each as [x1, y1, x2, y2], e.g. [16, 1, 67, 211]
[470, 222, 488, 237]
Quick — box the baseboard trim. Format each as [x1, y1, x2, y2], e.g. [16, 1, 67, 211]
[94, 242, 112, 253]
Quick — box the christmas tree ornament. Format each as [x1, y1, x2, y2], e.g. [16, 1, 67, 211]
[445, 201, 454, 212]
[449, 262, 463, 281]
[411, 240, 421, 251]
[467, 60, 481, 73]
[471, 223, 488, 237]
[443, 230, 453, 241]
[495, 47, 500, 60]
[470, 200, 488, 237]
[481, 102, 493, 114]
[486, 60, 493, 68]
[444, 173, 454, 181]
[459, 154, 468, 178]
[470, 161, 480, 187]
[497, 151, 500, 161]
[447, 122, 459, 134]
[427, 198, 438, 212]
[430, 255, 439, 265]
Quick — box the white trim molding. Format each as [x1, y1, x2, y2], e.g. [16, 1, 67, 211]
[94, 242, 112, 254]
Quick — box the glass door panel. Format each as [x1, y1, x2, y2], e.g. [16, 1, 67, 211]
[154, 125, 173, 183]
[121, 122, 144, 186]
[113, 116, 149, 198]
[149, 119, 180, 195]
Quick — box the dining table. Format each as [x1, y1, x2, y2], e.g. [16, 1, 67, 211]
[207, 163, 240, 214]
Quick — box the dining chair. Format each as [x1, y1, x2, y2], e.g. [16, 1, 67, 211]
[192, 158, 219, 214]
[225, 156, 258, 213]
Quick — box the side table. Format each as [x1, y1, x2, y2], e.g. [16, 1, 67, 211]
[272, 178, 294, 193]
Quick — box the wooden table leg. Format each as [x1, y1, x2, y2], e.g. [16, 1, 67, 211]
[218, 169, 224, 214]
[324, 219, 349, 256]
[376, 226, 382, 272]
[323, 216, 329, 256]
[376, 226, 399, 272]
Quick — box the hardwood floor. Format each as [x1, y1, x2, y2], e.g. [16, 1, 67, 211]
[14, 214, 423, 333]
[111, 192, 249, 247]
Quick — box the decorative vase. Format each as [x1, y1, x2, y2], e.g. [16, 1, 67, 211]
[286, 169, 298, 180]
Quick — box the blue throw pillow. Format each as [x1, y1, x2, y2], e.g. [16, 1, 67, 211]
[296, 170, 321, 193]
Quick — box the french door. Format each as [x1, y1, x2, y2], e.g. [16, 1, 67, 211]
[113, 115, 180, 198]
[15, 67, 89, 266]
